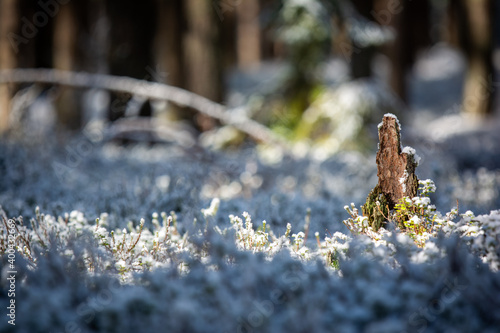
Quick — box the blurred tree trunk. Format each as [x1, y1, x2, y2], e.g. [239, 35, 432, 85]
[183, 0, 223, 102]
[236, 0, 261, 70]
[106, 0, 156, 121]
[372, 0, 405, 100]
[156, 0, 184, 88]
[372, 0, 430, 102]
[219, 4, 237, 71]
[449, 0, 494, 116]
[53, 0, 86, 129]
[82, 0, 109, 125]
[0, 0, 19, 132]
[155, 0, 185, 121]
[260, 0, 279, 60]
[183, 0, 223, 131]
[350, 0, 375, 78]
[16, 0, 43, 68]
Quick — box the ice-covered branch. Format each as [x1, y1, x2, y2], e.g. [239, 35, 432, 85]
[0, 68, 288, 148]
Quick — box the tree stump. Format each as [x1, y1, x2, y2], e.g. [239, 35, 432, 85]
[362, 114, 419, 230]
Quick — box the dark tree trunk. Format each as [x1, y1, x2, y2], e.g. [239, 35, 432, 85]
[183, 0, 223, 131]
[350, 0, 375, 78]
[53, 0, 88, 129]
[372, 0, 431, 102]
[105, 0, 156, 121]
[154, 0, 186, 122]
[155, 0, 184, 88]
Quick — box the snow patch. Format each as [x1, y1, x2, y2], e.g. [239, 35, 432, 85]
[399, 170, 408, 193]
[402, 146, 421, 165]
[383, 113, 401, 131]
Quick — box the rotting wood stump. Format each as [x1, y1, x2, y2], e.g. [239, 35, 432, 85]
[362, 114, 419, 231]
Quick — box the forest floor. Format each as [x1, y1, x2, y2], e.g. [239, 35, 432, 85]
[1, 44, 499, 333]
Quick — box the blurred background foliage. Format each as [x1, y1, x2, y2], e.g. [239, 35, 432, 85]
[0, 0, 499, 156]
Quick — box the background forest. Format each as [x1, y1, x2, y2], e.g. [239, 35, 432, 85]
[1, 0, 499, 133]
[1, 1, 500, 333]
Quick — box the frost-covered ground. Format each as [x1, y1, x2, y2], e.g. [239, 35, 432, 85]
[2, 126, 500, 332]
[1, 45, 500, 332]
[0, 137, 372, 235]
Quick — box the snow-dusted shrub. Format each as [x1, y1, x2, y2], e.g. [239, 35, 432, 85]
[342, 178, 500, 271]
[2, 218, 500, 333]
[1, 137, 500, 332]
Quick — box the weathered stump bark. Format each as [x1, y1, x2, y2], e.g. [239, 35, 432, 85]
[362, 114, 419, 230]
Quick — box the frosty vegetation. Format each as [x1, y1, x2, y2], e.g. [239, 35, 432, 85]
[1, 136, 500, 333]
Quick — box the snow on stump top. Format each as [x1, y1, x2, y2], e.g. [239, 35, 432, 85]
[362, 114, 419, 231]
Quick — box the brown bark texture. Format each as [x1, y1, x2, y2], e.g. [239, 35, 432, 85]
[362, 114, 419, 230]
[375, 115, 418, 207]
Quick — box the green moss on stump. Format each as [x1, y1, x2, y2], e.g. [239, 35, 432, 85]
[362, 185, 389, 231]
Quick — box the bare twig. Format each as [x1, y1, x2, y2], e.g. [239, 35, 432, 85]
[127, 220, 144, 254]
[0, 68, 289, 149]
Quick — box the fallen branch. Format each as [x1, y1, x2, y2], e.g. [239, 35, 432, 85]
[0, 68, 289, 148]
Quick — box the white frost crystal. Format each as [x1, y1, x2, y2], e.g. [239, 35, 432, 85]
[201, 198, 221, 218]
[402, 146, 421, 165]
[378, 113, 401, 131]
[399, 170, 408, 192]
